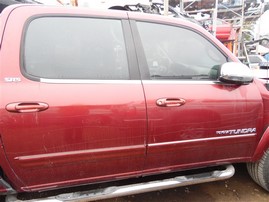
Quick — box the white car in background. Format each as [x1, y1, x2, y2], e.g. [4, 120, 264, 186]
[248, 54, 269, 79]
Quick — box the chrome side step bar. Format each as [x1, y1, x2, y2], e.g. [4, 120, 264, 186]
[6, 164, 235, 202]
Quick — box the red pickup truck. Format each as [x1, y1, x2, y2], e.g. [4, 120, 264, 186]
[0, 4, 269, 202]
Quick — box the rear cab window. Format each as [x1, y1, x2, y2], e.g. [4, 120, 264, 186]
[23, 16, 130, 80]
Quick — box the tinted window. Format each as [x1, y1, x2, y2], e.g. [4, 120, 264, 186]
[24, 17, 129, 80]
[136, 22, 227, 80]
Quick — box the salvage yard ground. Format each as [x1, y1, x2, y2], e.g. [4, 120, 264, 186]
[102, 164, 269, 202]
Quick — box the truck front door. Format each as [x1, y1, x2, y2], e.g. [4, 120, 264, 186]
[132, 20, 263, 172]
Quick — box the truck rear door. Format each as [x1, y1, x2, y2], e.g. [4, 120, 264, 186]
[0, 6, 146, 190]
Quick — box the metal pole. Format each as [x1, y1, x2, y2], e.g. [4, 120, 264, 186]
[238, 0, 245, 57]
[212, 0, 219, 37]
[180, 0, 184, 13]
[164, 0, 169, 16]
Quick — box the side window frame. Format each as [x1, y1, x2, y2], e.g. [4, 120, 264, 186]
[20, 15, 140, 82]
[130, 20, 230, 81]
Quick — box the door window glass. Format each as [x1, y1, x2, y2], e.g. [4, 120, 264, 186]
[136, 22, 228, 80]
[23, 17, 129, 80]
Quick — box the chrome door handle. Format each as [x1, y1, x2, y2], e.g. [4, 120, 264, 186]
[156, 98, 186, 107]
[6, 102, 49, 113]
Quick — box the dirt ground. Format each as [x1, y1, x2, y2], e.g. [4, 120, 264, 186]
[100, 164, 269, 202]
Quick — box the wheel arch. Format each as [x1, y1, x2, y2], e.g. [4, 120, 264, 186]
[252, 126, 269, 161]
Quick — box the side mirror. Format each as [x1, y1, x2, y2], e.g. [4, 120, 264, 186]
[219, 62, 254, 85]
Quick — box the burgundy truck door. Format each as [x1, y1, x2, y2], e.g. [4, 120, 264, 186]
[0, 7, 146, 191]
[131, 20, 263, 172]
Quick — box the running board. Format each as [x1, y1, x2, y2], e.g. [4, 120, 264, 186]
[6, 164, 235, 202]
